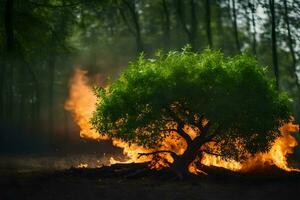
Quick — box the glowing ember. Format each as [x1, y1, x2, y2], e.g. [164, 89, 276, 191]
[78, 163, 88, 168]
[65, 69, 300, 173]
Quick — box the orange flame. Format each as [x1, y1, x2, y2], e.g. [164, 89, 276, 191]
[65, 69, 300, 173]
[65, 68, 107, 140]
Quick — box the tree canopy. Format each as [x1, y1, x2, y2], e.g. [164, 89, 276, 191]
[92, 49, 291, 164]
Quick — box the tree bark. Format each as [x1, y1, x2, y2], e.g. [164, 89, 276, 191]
[176, 0, 198, 50]
[121, 0, 144, 54]
[269, 0, 279, 89]
[231, 0, 241, 53]
[283, 0, 299, 89]
[161, 0, 171, 49]
[190, 0, 197, 50]
[249, 0, 257, 55]
[169, 123, 212, 178]
[205, 0, 213, 48]
[216, 0, 224, 50]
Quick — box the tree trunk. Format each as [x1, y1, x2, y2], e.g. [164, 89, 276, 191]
[206, 0, 212, 48]
[249, 0, 256, 55]
[189, 0, 197, 50]
[231, 0, 241, 53]
[269, 0, 279, 89]
[161, 0, 171, 49]
[283, 0, 298, 89]
[176, 0, 198, 50]
[170, 123, 210, 178]
[171, 136, 206, 178]
[216, 0, 224, 50]
[121, 0, 144, 54]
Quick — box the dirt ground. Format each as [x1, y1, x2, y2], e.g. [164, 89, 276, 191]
[1, 165, 300, 200]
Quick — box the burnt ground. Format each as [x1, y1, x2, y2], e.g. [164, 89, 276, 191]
[1, 163, 300, 200]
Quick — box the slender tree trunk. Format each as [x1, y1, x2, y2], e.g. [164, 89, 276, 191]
[231, 0, 241, 53]
[176, 0, 189, 43]
[121, 0, 144, 54]
[245, 2, 251, 44]
[283, 0, 298, 89]
[161, 0, 171, 49]
[4, 0, 15, 121]
[206, 0, 212, 48]
[190, 0, 197, 50]
[216, 0, 224, 50]
[176, 0, 198, 50]
[249, 1, 257, 55]
[269, 0, 279, 89]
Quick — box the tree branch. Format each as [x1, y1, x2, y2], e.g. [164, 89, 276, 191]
[177, 128, 193, 145]
[138, 150, 178, 159]
[166, 108, 193, 145]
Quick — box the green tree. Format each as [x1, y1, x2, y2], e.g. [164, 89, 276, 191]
[92, 49, 291, 177]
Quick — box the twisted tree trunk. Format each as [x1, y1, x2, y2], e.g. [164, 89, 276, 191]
[170, 122, 212, 178]
[171, 135, 206, 178]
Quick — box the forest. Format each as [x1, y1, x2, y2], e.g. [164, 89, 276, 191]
[1, 0, 300, 199]
[1, 0, 300, 152]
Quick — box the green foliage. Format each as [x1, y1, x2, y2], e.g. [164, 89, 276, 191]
[92, 49, 291, 159]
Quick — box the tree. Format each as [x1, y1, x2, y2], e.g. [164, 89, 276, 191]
[92, 49, 291, 178]
[249, 0, 257, 55]
[161, 0, 171, 49]
[205, 0, 212, 48]
[118, 0, 144, 53]
[282, 0, 298, 90]
[175, 0, 198, 50]
[269, 0, 279, 89]
[230, 0, 241, 53]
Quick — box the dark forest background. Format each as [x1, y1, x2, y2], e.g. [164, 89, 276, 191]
[0, 0, 299, 155]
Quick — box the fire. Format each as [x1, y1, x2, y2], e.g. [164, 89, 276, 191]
[65, 68, 107, 140]
[65, 69, 300, 173]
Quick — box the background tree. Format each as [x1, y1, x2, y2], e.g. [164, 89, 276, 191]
[92, 50, 291, 177]
[269, 0, 279, 89]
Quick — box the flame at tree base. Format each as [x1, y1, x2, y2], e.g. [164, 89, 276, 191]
[65, 69, 300, 173]
[200, 122, 300, 173]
